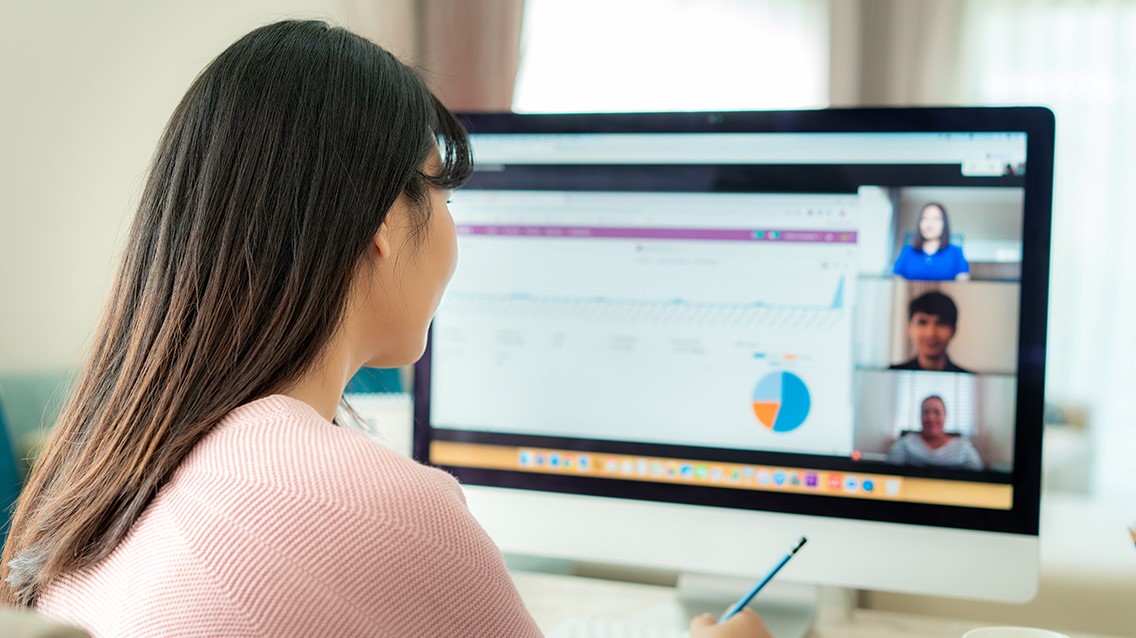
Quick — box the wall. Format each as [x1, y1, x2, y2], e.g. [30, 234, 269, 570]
[891, 187, 1024, 263]
[0, 0, 415, 374]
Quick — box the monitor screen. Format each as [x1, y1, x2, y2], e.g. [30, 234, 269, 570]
[414, 108, 1053, 601]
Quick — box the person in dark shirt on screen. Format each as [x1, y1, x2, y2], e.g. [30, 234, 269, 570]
[889, 291, 972, 373]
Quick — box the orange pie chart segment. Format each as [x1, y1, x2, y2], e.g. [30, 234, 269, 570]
[752, 401, 781, 427]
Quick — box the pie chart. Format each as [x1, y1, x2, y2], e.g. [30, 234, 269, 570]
[752, 371, 811, 433]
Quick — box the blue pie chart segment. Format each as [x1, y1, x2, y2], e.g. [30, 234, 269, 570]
[751, 372, 811, 433]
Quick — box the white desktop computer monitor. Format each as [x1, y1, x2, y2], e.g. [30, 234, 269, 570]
[413, 108, 1054, 618]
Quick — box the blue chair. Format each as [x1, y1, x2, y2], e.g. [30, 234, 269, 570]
[345, 367, 404, 394]
[0, 396, 23, 547]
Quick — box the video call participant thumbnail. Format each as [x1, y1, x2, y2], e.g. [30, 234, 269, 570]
[892, 202, 970, 281]
[890, 291, 972, 373]
[887, 395, 984, 470]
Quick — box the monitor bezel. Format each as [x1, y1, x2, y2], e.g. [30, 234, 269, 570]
[413, 107, 1054, 538]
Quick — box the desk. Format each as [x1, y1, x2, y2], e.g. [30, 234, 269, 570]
[511, 571, 1120, 638]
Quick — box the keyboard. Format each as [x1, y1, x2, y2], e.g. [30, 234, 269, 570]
[546, 618, 690, 638]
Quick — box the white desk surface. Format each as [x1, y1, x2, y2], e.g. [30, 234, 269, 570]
[511, 570, 1120, 638]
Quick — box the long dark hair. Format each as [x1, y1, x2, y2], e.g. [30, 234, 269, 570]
[912, 202, 951, 252]
[1, 20, 471, 606]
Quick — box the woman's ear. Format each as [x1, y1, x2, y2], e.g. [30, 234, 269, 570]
[375, 194, 412, 260]
[373, 221, 391, 259]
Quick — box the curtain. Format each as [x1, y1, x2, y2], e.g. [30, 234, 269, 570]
[419, 0, 525, 111]
[344, 0, 525, 111]
[953, 0, 1136, 498]
[828, 0, 965, 106]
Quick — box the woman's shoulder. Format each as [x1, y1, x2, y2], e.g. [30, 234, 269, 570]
[892, 245, 916, 274]
[55, 397, 525, 636]
[177, 395, 463, 519]
[897, 432, 921, 447]
[158, 395, 473, 573]
[944, 243, 967, 259]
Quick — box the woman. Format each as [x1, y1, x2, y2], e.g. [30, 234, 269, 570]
[887, 395, 983, 470]
[892, 202, 970, 281]
[0, 21, 767, 638]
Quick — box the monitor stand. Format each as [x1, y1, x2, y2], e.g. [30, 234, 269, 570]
[625, 572, 849, 638]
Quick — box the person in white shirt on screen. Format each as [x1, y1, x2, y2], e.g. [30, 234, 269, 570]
[887, 395, 984, 470]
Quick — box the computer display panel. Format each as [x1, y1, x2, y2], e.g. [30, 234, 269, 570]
[414, 108, 1054, 601]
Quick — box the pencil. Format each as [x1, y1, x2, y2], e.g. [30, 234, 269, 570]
[719, 536, 808, 622]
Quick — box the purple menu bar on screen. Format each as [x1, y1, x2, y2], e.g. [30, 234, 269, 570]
[456, 225, 857, 243]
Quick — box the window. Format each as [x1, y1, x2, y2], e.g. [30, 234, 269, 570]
[513, 0, 829, 112]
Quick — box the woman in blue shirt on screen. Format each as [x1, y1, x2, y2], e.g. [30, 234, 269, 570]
[892, 202, 970, 281]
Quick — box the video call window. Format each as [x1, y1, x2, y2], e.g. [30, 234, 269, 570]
[882, 186, 1025, 283]
[850, 183, 1022, 477]
[854, 370, 1016, 474]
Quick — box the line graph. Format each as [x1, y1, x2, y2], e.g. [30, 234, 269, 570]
[439, 277, 847, 329]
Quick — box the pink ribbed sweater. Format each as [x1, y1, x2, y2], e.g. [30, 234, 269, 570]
[36, 395, 542, 637]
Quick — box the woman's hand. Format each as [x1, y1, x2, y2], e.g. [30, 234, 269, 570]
[689, 609, 772, 638]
